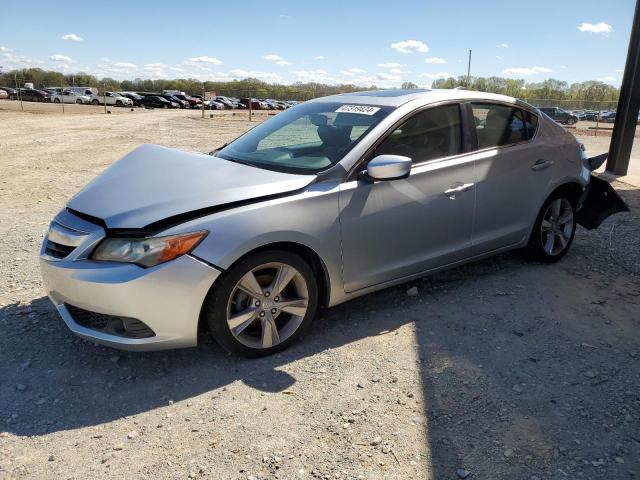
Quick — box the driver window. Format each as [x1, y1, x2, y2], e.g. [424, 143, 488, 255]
[376, 104, 462, 163]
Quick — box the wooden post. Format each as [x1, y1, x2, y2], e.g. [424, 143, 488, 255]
[104, 83, 107, 114]
[14, 73, 23, 111]
[202, 83, 205, 119]
[249, 91, 252, 122]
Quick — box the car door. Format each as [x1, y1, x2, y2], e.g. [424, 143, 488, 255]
[339, 103, 476, 293]
[470, 103, 551, 253]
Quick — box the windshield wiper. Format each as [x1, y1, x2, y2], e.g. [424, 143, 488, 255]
[217, 154, 257, 168]
[208, 143, 228, 155]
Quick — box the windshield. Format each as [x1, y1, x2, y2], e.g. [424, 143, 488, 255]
[216, 101, 393, 173]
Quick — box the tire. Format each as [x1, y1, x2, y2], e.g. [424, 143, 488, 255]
[91, 99, 99, 105]
[76, 99, 82, 104]
[203, 250, 319, 357]
[567, 117, 576, 125]
[116, 100, 123, 106]
[54, 98, 60, 103]
[524, 193, 577, 262]
[163, 105, 168, 109]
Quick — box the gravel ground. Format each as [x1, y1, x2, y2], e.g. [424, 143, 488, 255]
[0, 105, 638, 480]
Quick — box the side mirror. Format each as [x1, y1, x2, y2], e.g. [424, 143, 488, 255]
[362, 155, 412, 181]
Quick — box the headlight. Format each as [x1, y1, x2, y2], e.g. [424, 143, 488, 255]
[91, 231, 207, 267]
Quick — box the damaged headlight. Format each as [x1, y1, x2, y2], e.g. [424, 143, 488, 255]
[92, 231, 208, 267]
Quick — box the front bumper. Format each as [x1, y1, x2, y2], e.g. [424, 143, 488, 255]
[40, 249, 221, 351]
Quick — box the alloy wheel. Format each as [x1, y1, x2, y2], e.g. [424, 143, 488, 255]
[540, 198, 574, 256]
[226, 262, 309, 349]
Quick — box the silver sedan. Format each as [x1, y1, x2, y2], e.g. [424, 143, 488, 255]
[40, 89, 627, 356]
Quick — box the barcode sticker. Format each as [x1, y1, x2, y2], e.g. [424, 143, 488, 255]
[335, 105, 381, 115]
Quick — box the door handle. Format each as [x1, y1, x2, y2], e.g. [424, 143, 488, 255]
[531, 159, 554, 171]
[444, 182, 474, 199]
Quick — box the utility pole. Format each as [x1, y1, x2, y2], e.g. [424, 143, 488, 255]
[466, 50, 472, 89]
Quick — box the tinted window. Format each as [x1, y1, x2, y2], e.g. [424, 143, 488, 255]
[472, 103, 528, 149]
[376, 104, 462, 163]
[525, 112, 539, 139]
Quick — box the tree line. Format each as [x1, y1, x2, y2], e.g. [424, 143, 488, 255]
[0, 68, 621, 107]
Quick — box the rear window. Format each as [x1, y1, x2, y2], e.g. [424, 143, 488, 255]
[472, 103, 529, 149]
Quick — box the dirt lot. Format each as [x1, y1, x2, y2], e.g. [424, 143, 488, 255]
[0, 103, 638, 480]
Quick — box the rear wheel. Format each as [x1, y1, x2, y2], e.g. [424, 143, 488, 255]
[525, 194, 576, 262]
[567, 117, 576, 125]
[204, 250, 318, 357]
[76, 99, 82, 104]
[116, 100, 123, 106]
[91, 99, 100, 105]
[54, 98, 60, 103]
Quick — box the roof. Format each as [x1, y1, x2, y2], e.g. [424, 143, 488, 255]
[312, 88, 526, 109]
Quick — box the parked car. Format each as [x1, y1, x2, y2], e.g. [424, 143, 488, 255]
[89, 91, 133, 107]
[538, 107, 579, 125]
[140, 95, 179, 109]
[159, 94, 189, 109]
[213, 96, 237, 109]
[598, 112, 616, 123]
[229, 97, 247, 109]
[204, 99, 225, 110]
[39, 89, 628, 356]
[578, 110, 599, 121]
[240, 98, 268, 109]
[172, 93, 201, 108]
[0, 89, 8, 99]
[117, 92, 144, 107]
[50, 90, 91, 104]
[12, 88, 51, 102]
[1, 87, 17, 97]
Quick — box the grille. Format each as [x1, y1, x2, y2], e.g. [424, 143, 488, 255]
[66, 305, 155, 339]
[45, 239, 75, 259]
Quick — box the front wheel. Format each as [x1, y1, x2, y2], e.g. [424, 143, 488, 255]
[76, 99, 82, 104]
[54, 98, 60, 103]
[116, 100, 123, 106]
[91, 99, 100, 105]
[204, 250, 318, 357]
[566, 117, 576, 125]
[525, 194, 576, 262]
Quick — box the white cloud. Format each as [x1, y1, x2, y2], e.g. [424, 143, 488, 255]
[377, 62, 405, 68]
[391, 40, 429, 54]
[376, 72, 401, 81]
[230, 69, 282, 81]
[293, 69, 328, 81]
[61, 33, 83, 41]
[418, 72, 454, 79]
[598, 76, 616, 83]
[264, 54, 292, 67]
[578, 22, 612, 33]
[112, 62, 136, 69]
[314, 55, 325, 60]
[502, 66, 552, 75]
[169, 66, 185, 72]
[425, 57, 446, 64]
[0, 46, 12, 52]
[339, 68, 367, 76]
[185, 56, 222, 65]
[389, 68, 408, 74]
[50, 54, 72, 62]
[496, 43, 509, 48]
[496, 55, 505, 60]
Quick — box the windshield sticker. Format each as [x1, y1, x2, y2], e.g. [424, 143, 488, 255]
[335, 105, 381, 115]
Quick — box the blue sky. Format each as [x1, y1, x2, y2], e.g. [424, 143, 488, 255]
[0, 0, 635, 87]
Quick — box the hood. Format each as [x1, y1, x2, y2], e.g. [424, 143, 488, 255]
[67, 144, 315, 229]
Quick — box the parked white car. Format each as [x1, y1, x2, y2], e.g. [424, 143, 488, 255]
[51, 90, 91, 105]
[89, 91, 133, 107]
